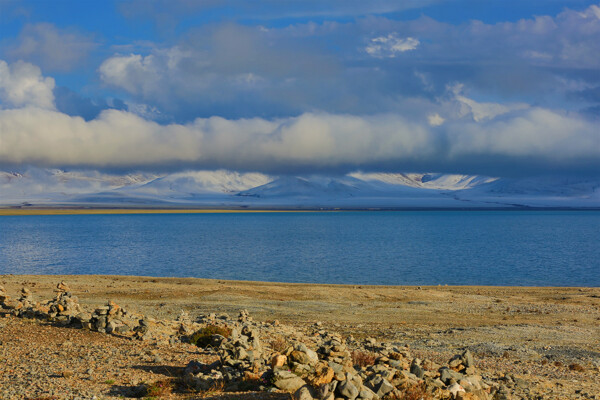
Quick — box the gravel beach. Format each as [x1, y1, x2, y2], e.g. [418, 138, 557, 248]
[0, 275, 598, 399]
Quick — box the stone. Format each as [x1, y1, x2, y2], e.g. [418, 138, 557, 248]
[300, 344, 320, 364]
[337, 380, 359, 400]
[440, 367, 464, 385]
[448, 382, 466, 398]
[273, 370, 307, 393]
[311, 362, 335, 385]
[61, 370, 73, 378]
[410, 363, 425, 379]
[492, 384, 512, 400]
[462, 350, 475, 368]
[56, 281, 70, 292]
[294, 385, 317, 400]
[359, 387, 379, 400]
[365, 376, 393, 398]
[272, 354, 287, 368]
[114, 324, 131, 334]
[449, 357, 463, 369]
[291, 350, 314, 365]
[328, 362, 346, 381]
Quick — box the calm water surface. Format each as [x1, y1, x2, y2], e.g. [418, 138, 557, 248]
[0, 211, 598, 286]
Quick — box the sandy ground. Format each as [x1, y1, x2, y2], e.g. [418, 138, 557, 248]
[3, 275, 599, 356]
[0, 275, 599, 399]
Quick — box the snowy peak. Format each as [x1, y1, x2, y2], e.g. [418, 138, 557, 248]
[238, 176, 369, 198]
[124, 170, 272, 197]
[349, 172, 497, 190]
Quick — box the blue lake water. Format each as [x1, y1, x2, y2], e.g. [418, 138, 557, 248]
[0, 211, 598, 286]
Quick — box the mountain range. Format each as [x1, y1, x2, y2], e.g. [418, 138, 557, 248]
[1, 168, 599, 209]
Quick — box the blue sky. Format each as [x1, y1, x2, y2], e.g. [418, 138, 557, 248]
[0, 0, 599, 176]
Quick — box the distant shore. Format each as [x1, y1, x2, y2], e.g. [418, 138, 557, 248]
[2, 207, 600, 216]
[0, 208, 296, 216]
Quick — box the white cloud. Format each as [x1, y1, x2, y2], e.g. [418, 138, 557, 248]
[7, 23, 96, 72]
[99, 53, 163, 96]
[0, 60, 55, 109]
[365, 34, 419, 58]
[427, 113, 444, 126]
[447, 107, 600, 161]
[446, 83, 529, 122]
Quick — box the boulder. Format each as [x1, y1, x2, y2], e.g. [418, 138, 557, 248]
[310, 362, 334, 385]
[273, 370, 306, 393]
[337, 380, 359, 400]
[294, 385, 317, 400]
[440, 367, 465, 385]
[364, 376, 393, 398]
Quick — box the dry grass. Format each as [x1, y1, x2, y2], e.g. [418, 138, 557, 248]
[351, 350, 377, 368]
[568, 363, 586, 372]
[197, 380, 226, 398]
[387, 382, 433, 400]
[143, 379, 176, 397]
[190, 325, 232, 348]
[26, 397, 59, 400]
[269, 336, 290, 353]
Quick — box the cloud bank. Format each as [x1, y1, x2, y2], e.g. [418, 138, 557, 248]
[1, 104, 598, 176]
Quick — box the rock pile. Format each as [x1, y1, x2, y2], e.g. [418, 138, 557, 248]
[0, 283, 543, 399]
[0, 286, 15, 317]
[43, 282, 84, 325]
[0, 286, 37, 318]
[184, 323, 266, 390]
[180, 314, 498, 400]
[0, 284, 189, 341]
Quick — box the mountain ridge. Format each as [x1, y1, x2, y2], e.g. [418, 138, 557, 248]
[1, 168, 599, 209]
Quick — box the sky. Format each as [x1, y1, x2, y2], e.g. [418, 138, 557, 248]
[0, 0, 599, 178]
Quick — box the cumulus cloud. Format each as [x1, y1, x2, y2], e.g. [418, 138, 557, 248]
[92, 4, 600, 121]
[365, 34, 419, 57]
[0, 60, 55, 109]
[99, 53, 165, 96]
[98, 24, 341, 120]
[6, 23, 96, 72]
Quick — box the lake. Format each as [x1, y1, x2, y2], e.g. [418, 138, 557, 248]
[0, 211, 598, 286]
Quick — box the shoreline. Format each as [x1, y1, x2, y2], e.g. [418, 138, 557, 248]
[1, 273, 598, 289]
[2, 207, 600, 216]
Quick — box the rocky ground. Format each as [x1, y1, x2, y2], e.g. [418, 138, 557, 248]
[0, 275, 598, 399]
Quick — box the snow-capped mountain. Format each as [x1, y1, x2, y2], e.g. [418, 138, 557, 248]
[0, 168, 598, 208]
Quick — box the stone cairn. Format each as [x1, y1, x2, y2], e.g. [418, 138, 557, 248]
[0, 285, 37, 318]
[181, 312, 498, 400]
[0, 286, 14, 316]
[45, 281, 84, 325]
[0, 284, 513, 399]
[0, 283, 187, 341]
